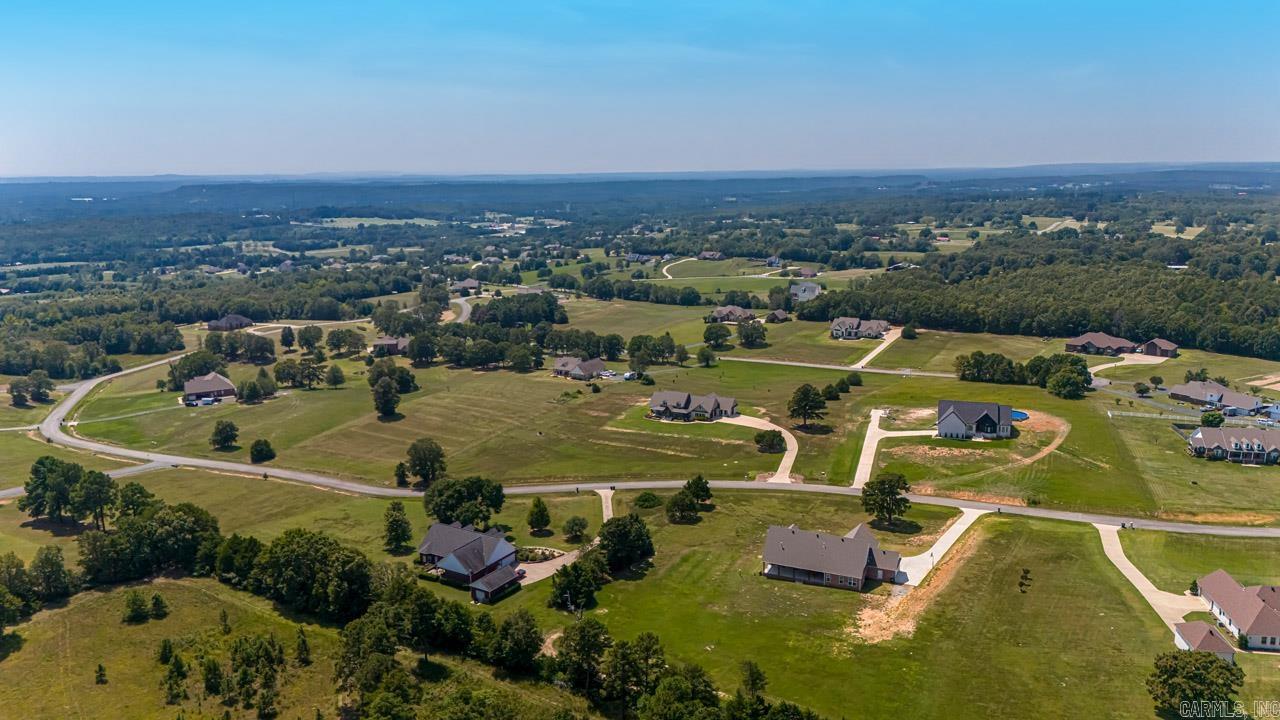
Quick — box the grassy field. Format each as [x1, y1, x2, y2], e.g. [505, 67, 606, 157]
[874, 424, 1057, 484]
[663, 257, 773, 278]
[868, 329, 1061, 371]
[0, 395, 59, 427]
[642, 274, 786, 299]
[560, 297, 711, 345]
[1103, 348, 1280, 398]
[1119, 530, 1280, 594]
[0, 431, 128, 489]
[515, 494, 1181, 719]
[0, 577, 594, 720]
[1151, 222, 1205, 239]
[716, 320, 874, 365]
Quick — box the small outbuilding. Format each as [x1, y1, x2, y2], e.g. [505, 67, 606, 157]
[1174, 621, 1236, 664]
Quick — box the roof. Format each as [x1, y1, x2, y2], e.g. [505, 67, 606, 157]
[831, 317, 861, 331]
[762, 523, 899, 579]
[1066, 331, 1135, 350]
[373, 336, 410, 349]
[1190, 427, 1280, 452]
[1174, 621, 1235, 655]
[711, 305, 754, 321]
[1146, 337, 1179, 350]
[767, 309, 790, 320]
[209, 313, 253, 328]
[470, 564, 520, 593]
[553, 356, 606, 376]
[418, 522, 515, 575]
[1171, 381, 1264, 409]
[649, 391, 736, 415]
[183, 372, 235, 395]
[1198, 569, 1280, 637]
[937, 399, 1012, 426]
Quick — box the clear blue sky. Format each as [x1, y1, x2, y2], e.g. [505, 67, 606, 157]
[1, 0, 1277, 176]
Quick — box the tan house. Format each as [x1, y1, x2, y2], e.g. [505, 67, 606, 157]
[553, 356, 607, 380]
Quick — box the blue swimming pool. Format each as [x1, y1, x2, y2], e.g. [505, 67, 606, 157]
[1011, 410, 1030, 421]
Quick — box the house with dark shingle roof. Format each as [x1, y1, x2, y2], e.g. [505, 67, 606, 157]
[1187, 427, 1280, 464]
[649, 391, 737, 421]
[1197, 569, 1280, 650]
[1143, 337, 1179, 357]
[708, 305, 756, 324]
[552, 356, 607, 381]
[1174, 621, 1237, 663]
[1064, 331, 1138, 355]
[830, 317, 890, 340]
[183, 372, 236, 402]
[936, 400, 1013, 439]
[207, 314, 254, 332]
[765, 309, 790, 324]
[1169, 380, 1266, 415]
[372, 336, 410, 356]
[761, 523, 900, 591]
[418, 522, 519, 603]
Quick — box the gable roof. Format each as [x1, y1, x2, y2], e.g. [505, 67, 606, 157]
[937, 399, 1012, 426]
[554, 356, 606, 376]
[418, 522, 515, 575]
[1174, 621, 1235, 655]
[830, 317, 861, 331]
[183, 372, 235, 395]
[762, 523, 899, 578]
[711, 305, 754, 321]
[1171, 381, 1264, 409]
[1146, 337, 1179, 351]
[373, 336, 410, 350]
[1066, 331, 1136, 350]
[1198, 569, 1280, 637]
[649, 391, 736, 415]
[1190, 427, 1280, 452]
[470, 564, 519, 593]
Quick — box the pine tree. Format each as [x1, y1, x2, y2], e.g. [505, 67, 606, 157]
[219, 608, 231, 634]
[383, 501, 413, 551]
[295, 626, 312, 666]
[94, 663, 107, 684]
[527, 497, 552, 532]
[150, 592, 169, 619]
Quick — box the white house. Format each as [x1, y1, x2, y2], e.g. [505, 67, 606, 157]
[1197, 569, 1280, 651]
[935, 400, 1014, 440]
[1174, 621, 1236, 664]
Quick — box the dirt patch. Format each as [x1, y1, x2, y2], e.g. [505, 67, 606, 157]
[1156, 511, 1279, 526]
[913, 485, 1028, 507]
[1018, 410, 1065, 434]
[540, 630, 562, 657]
[601, 426, 752, 447]
[886, 444, 991, 461]
[1247, 373, 1280, 387]
[583, 438, 699, 458]
[849, 522, 985, 644]
[881, 406, 934, 429]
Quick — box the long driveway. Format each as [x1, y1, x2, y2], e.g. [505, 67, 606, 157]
[852, 408, 935, 489]
[717, 414, 799, 482]
[897, 508, 991, 585]
[851, 327, 902, 370]
[1094, 523, 1204, 630]
[717, 355, 953, 379]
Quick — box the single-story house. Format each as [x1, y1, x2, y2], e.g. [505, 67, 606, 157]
[789, 282, 822, 303]
[207, 314, 254, 332]
[708, 305, 756, 324]
[1143, 338, 1180, 357]
[372, 336, 411, 356]
[765, 309, 790, 324]
[418, 522, 520, 604]
[553, 356, 607, 380]
[1064, 332, 1138, 355]
[1187, 427, 1280, 464]
[765, 256, 782, 268]
[936, 400, 1014, 440]
[1168, 380, 1266, 415]
[183, 372, 237, 402]
[443, 254, 470, 264]
[830, 317, 891, 340]
[1196, 569, 1280, 650]
[1174, 621, 1237, 664]
[697, 251, 726, 261]
[649, 391, 738, 421]
[761, 523, 900, 591]
[450, 278, 481, 293]
[796, 267, 818, 278]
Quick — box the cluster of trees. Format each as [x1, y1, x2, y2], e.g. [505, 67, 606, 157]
[665, 475, 713, 524]
[6, 369, 55, 406]
[470, 292, 566, 327]
[0, 546, 78, 626]
[165, 350, 227, 390]
[0, 338, 124, 380]
[18, 456, 121, 530]
[423, 475, 505, 527]
[954, 351, 1092, 399]
[787, 374, 861, 428]
[549, 513, 654, 613]
[200, 330, 275, 365]
[582, 277, 704, 306]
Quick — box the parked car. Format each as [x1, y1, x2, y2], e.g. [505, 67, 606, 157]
[623, 372, 638, 380]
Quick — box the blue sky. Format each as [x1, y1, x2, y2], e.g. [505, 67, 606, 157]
[1, 0, 1277, 175]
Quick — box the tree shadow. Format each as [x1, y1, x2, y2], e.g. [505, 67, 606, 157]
[529, 528, 554, 539]
[376, 413, 406, 423]
[385, 545, 415, 558]
[20, 517, 89, 538]
[611, 559, 654, 584]
[0, 632, 25, 661]
[414, 656, 452, 683]
[212, 445, 241, 453]
[794, 423, 833, 436]
[869, 517, 922, 535]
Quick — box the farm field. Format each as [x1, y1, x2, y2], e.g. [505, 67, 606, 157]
[0, 577, 592, 720]
[1151, 221, 1205, 238]
[867, 329, 1060, 371]
[560, 297, 711, 345]
[537, 497, 1176, 719]
[662, 257, 774, 278]
[642, 274, 785, 299]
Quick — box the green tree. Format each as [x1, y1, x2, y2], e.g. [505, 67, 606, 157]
[665, 489, 698, 524]
[150, 592, 169, 619]
[683, 474, 712, 503]
[8, 378, 30, 407]
[754, 429, 786, 453]
[491, 609, 543, 674]
[201, 656, 224, 694]
[393, 461, 409, 487]
[295, 625, 312, 666]
[372, 376, 400, 417]
[598, 514, 654, 571]
[557, 618, 613, 695]
[1133, 382, 1150, 397]
[0, 587, 23, 636]
[602, 632, 666, 707]
[901, 323, 918, 339]
[846, 371, 863, 387]
[1146, 650, 1244, 712]
[298, 358, 324, 389]
[862, 472, 911, 526]
[325, 364, 346, 388]
[822, 383, 840, 401]
[423, 476, 505, 527]
[95, 664, 107, 685]
[1201, 411, 1225, 428]
[1149, 375, 1164, 388]
[383, 500, 413, 551]
[29, 545, 75, 600]
[696, 347, 716, 367]
[26, 370, 54, 403]
[674, 344, 690, 366]
[1046, 367, 1090, 399]
[787, 384, 827, 428]
[123, 589, 149, 623]
[737, 321, 766, 348]
[528, 497, 552, 533]
[210, 420, 239, 450]
[562, 515, 589, 541]
[250, 439, 276, 463]
[71, 470, 118, 530]
[406, 437, 447, 485]
[279, 325, 296, 351]
[549, 556, 603, 611]
[297, 325, 323, 352]
[703, 323, 731, 349]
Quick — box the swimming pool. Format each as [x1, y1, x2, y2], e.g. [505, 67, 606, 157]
[1011, 410, 1029, 421]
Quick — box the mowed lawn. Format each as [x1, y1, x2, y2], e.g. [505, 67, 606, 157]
[867, 329, 1060, 371]
[873, 423, 1057, 484]
[0, 394, 61, 427]
[1103, 347, 1280, 399]
[663, 257, 771, 278]
[0, 577, 594, 720]
[560, 297, 711, 346]
[0, 431, 128, 489]
[642, 275, 785, 299]
[716, 320, 874, 365]
[518, 493, 1174, 719]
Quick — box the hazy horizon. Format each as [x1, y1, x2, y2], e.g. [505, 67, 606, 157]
[3, 0, 1277, 176]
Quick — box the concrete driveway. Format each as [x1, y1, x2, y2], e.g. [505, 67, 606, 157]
[718, 414, 799, 482]
[1094, 523, 1204, 631]
[1090, 352, 1169, 375]
[897, 508, 991, 586]
[852, 327, 902, 369]
[852, 409, 935, 488]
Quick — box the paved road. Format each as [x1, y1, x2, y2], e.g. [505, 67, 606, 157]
[717, 355, 954, 379]
[660, 257, 693, 279]
[451, 296, 474, 324]
[852, 408, 935, 489]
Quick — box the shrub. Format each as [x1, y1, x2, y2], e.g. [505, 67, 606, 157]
[634, 491, 662, 509]
[250, 439, 276, 463]
[754, 430, 786, 453]
[846, 372, 863, 387]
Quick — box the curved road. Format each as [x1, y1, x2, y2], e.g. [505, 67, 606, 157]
[12, 323, 1280, 538]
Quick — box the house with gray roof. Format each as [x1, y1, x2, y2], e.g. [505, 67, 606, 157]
[1064, 331, 1137, 355]
[788, 281, 822, 303]
[553, 356, 607, 381]
[207, 314, 254, 332]
[708, 305, 756, 324]
[830, 317, 890, 340]
[372, 336, 411, 356]
[1174, 621, 1237, 664]
[1187, 427, 1280, 464]
[1197, 569, 1280, 650]
[649, 391, 737, 421]
[450, 278, 482, 293]
[761, 523, 900, 591]
[936, 400, 1013, 439]
[183, 372, 236, 402]
[418, 522, 520, 603]
[1169, 380, 1266, 415]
